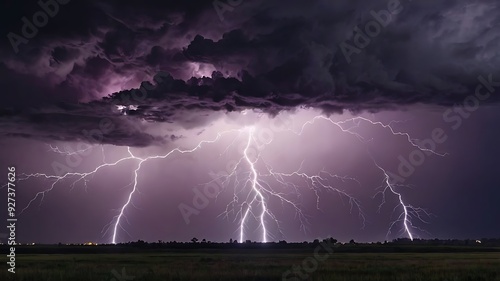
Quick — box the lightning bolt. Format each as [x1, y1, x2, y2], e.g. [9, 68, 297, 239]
[294, 115, 447, 157]
[288, 115, 442, 240]
[47, 144, 95, 156]
[372, 158, 432, 241]
[209, 126, 364, 243]
[241, 127, 268, 242]
[19, 130, 240, 244]
[108, 131, 247, 244]
[15, 113, 443, 243]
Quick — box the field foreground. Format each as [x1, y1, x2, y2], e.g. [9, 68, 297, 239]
[2, 249, 500, 281]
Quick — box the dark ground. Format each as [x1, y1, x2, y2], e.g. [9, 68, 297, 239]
[2, 242, 500, 281]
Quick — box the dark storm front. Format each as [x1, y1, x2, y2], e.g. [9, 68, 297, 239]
[6, 166, 17, 274]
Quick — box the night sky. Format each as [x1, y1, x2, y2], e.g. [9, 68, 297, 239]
[0, 0, 499, 244]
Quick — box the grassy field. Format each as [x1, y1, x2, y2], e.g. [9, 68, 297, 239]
[2, 250, 500, 281]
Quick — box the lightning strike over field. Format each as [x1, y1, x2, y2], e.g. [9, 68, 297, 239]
[288, 115, 443, 240]
[208, 125, 364, 243]
[15, 112, 444, 243]
[241, 127, 268, 242]
[19, 130, 240, 243]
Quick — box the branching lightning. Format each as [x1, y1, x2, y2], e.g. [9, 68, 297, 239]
[287, 115, 442, 240]
[19, 130, 239, 244]
[15, 113, 444, 243]
[202, 126, 364, 243]
[372, 159, 432, 240]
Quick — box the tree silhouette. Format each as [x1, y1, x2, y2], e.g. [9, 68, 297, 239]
[324, 238, 337, 244]
[191, 237, 198, 243]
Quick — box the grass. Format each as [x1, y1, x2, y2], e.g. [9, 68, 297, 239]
[2, 250, 499, 280]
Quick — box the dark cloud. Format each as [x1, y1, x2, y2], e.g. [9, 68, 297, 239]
[1, 0, 499, 145]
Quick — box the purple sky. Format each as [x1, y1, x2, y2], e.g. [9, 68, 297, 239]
[0, 0, 499, 244]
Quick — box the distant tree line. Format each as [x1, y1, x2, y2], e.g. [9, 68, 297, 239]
[108, 237, 500, 249]
[7, 238, 500, 255]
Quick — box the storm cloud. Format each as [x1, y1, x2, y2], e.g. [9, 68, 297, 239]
[1, 0, 499, 146]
